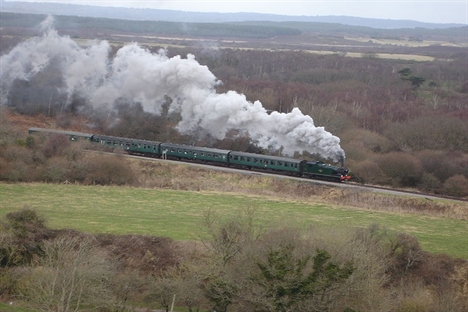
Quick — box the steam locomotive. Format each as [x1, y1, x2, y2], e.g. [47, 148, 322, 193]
[28, 127, 351, 182]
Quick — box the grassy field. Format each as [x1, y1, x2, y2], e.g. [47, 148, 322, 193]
[1, 182, 467, 259]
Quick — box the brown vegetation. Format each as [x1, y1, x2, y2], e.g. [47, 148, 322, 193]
[1, 21, 468, 311]
[3, 34, 467, 197]
[0, 208, 467, 311]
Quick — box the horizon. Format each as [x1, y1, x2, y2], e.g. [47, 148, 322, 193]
[2, 0, 467, 25]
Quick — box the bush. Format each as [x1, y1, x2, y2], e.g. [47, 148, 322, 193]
[347, 159, 384, 184]
[2, 145, 34, 164]
[375, 152, 423, 187]
[17, 234, 116, 311]
[43, 134, 70, 158]
[84, 155, 136, 185]
[443, 175, 468, 197]
[415, 150, 468, 182]
[341, 128, 397, 154]
[95, 234, 178, 274]
[418, 173, 442, 193]
[41, 157, 71, 183]
[0, 207, 52, 267]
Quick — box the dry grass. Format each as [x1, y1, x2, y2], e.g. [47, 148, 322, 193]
[130, 157, 468, 220]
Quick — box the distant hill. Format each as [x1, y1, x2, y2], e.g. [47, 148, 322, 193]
[0, 0, 464, 29]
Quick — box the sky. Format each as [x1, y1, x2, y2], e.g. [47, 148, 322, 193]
[4, 0, 468, 24]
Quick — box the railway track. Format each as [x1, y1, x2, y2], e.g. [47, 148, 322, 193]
[115, 151, 467, 203]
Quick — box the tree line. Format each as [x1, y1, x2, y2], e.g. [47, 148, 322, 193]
[1, 12, 467, 42]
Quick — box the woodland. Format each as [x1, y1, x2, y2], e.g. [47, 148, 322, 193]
[1, 12, 468, 197]
[0, 12, 467, 312]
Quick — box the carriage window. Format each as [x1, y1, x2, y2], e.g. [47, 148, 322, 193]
[246, 157, 251, 162]
[201, 152, 205, 156]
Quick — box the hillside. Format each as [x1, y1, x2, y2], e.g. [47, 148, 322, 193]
[1, 12, 467, 199]
[1, 0, 464, 29]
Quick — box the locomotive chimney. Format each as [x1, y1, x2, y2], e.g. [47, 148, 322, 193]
[338, 155, 345, 167]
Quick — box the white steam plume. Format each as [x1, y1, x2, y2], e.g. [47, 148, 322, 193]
[0, 17, 345, 161]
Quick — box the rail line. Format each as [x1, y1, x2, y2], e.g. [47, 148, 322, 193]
[115, 151, 467, 203]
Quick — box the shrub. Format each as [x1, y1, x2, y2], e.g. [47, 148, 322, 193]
[17, 234, 116, 311]
[2, 145, 34, 164]
[41, 157, 71, 183]
[415, 150, 459, 182]
[347, 159, 384, 184]
[0, 207, 51, 267]
[341, 128, 397, 154]
[95, 234, 178, 274]
[0, 160, 33, 182]
[418, 173, 442, 193]
[43, 134, 70, 158]
[375, 152, 423, 187]
[84, 155, 136, 185]
[443, 175, 468, 197]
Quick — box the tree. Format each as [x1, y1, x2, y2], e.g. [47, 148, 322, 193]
[204, 277, 237, 312]
[407, 75, 425, 88]
[397, 67, 425, 88]
[200, 208, 264, 266]
[443, 175, 468, 197]
[0, 207, 50, 267]
[18, 234, 116, 312]
[249, 245, 354, 312]
[144, 277, 178, 312]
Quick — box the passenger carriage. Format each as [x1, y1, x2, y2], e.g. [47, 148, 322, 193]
[28, 127, 93, 141]
[160, 143, 230, 164]
[228, 151, 305, 175]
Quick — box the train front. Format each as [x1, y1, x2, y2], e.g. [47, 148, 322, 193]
[337, 155, 351, 181]
[336, 166, 351, 181]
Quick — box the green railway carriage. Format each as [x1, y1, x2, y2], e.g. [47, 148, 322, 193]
[229, 151, 305, 174]
[28, 127, 351, 182]
[160, 143, 230, 164]
[28, 127, 93, 141]
[302, 161, 350, 181]
[91, 134, 161, 156]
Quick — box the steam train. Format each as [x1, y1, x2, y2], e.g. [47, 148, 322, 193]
[28, 127, 351, 182]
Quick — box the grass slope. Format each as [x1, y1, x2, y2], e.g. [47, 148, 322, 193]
[1, 182, 467, 259]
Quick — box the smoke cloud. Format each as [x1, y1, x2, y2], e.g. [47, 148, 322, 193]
[0, 16, 345, 161]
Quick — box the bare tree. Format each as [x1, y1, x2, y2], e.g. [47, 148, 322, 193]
[18, 234, 116, 312]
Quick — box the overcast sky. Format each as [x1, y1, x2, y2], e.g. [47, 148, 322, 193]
[4, 0, 468, 24]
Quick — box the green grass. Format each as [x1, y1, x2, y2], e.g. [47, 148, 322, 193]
[0, 302, 33, 312]
[1, 183, 467, 259]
